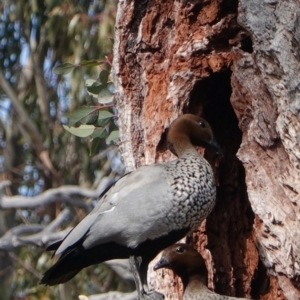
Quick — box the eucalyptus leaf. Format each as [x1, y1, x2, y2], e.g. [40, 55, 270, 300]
[53, 63, 75, 75]
[86, 79, 105, 96]
[90, 127, 108, 138]
[80, 60, 101, 67]
[84, 110, 99, 124]
[90, 138, 101, 156]
[98, 110, 114, 120]
[97, 110, 114, 126]
[63, 124, 95, 137]
[98, 87, 114, 104]
[69, 107, 99, 126]
[99, 69, 109, 84]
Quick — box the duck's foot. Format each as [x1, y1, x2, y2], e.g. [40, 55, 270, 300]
[137, 290, 165, 300]
[128, 256, 164, 300]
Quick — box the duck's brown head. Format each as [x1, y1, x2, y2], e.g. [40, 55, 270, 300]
[154, 243, 208, 287]
[167, 114, 221, 157]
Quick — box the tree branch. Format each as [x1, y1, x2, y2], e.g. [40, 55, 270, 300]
[0, 178, 113, 210]
[0, 208, 71, 250]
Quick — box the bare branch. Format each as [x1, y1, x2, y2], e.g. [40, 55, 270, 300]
[0, 224, 44, 250]
[43, 208, 71, 233]
[0, 187, 91, 210]
[17, 209, 72, 247]
[0, 209, 71, 250]
[0, 178, 113, 210]
[19, 228, 72, 248]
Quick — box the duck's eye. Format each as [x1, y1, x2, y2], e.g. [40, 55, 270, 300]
[176, 246, 184, 253]
[199, 121, 206, 128]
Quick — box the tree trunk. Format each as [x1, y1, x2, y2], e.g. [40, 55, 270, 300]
[113, 0, 300, 299]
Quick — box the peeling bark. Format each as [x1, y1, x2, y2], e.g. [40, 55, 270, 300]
[232, 0, 300, 298]
[113, 0, 300, 299]
[114, 0, 238, 170]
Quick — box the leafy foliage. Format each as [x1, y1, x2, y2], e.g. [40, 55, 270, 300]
[55, 58, 118, 147]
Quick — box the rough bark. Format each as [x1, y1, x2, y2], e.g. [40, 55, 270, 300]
[232, 0, 300, 298]
[113, 0, 236, 170]
[113, 0, 300, 299]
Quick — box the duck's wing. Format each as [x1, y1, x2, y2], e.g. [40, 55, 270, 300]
[45, 177, 122, 252]
[55, 163, 174, 255]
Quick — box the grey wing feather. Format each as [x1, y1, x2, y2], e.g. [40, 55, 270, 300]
[56, 164, 172, 254]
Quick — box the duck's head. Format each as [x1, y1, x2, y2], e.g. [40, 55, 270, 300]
[154, 243, 208, 286]
[167, 114, 222, 157]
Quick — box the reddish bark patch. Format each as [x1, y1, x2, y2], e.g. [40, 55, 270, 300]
[114, 0, 241, 169]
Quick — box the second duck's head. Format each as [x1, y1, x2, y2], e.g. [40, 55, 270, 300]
[167, 114, 221, 157]
[154, 243, 208, 287]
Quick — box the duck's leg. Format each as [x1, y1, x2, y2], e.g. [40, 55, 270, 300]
[129, 256, 144, 298]
[129, 256, 164, 300]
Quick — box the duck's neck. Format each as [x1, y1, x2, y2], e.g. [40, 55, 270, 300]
[169, 135, 200, 158]
[183, 274, 208, 294]
[189, 274, 207, 285]
[182, 273, 207, 289]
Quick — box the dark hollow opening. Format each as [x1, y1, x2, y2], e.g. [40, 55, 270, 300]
[186, 70, 264, 298]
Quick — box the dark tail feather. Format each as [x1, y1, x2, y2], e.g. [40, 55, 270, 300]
[40, 242, 130, 286]
[41, 268, 80, 286]
[40, 247, 83, 285]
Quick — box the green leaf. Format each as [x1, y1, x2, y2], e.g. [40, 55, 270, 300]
[90, 127, 108, 138]
[98, 110, 113, 120]
[81, 109, 99, 124]
[69, 107, 99, 126]
[53, 63, 75, 75]
[63, 124, 95, 137]
[80, 60, 101, 67]
[97, 110, 114, 126]
[99, 70, 109, 84]
[98, 87, 114, 104]
[106, 130, 119, 144]
[85, 79, 105, 96]
[90, 138, 101, 156]
[84, 110, 99, 124]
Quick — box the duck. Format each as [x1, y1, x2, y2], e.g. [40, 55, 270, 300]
[40, 114, 221, 300]
[154, 243, 251, 300]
